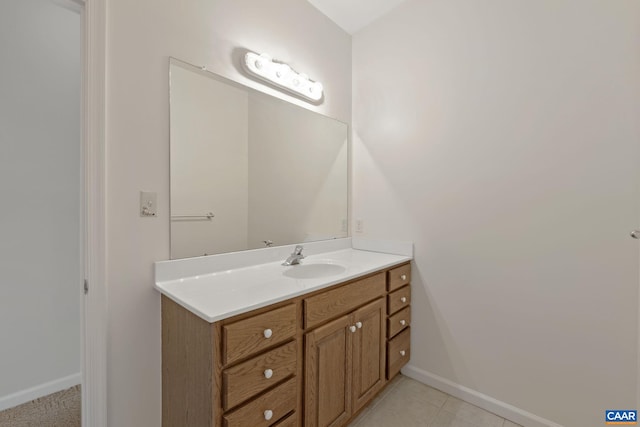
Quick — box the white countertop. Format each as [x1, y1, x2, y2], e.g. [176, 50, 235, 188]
[155, 244, 411, 323]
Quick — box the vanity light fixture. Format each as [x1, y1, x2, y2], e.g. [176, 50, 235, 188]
[244, 51, 323, 102]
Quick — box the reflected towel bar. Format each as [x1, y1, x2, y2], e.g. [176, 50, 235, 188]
[171, 212, 215, 220]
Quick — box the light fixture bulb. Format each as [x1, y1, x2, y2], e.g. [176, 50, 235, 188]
[276, 64, 291, 78]
[243, 51, 323, 102]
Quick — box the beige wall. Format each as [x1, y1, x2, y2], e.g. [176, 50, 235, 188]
[0, 0, 81, 407]
[106, 0, 351, 425]
[353, 0, 640, 426]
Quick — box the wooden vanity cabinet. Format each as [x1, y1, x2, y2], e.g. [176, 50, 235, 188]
[304, 313, 352, 427]
[162, 298, 300, 427]
[161, 262, 411, 427]
[386, 265, 412, 379]
[350, 298, 386, 413]
[304, 298, 386, 427]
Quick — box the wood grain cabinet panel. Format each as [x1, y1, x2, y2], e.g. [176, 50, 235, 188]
[305, 315, 352, 427]
[222, 377, 296, 427]
[273, 412, 298, 427]
[387, 306, 411, 339]
[305, 297, 387, 427]
[387, 285, 411, 315]
[387, 328, 411, 380]
[387, 264, 411, 292]
[223, 304, 296, 365]
[304, 273, 385, 329]
[223, 340, 297, 410]
[161, 296, 216, 427]
[351, 299, 385, 414]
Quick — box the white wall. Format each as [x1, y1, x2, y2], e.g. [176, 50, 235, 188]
[106, 0, 351, 424]
[170, 63, 249, 259]
[353, 1, 640, 426]
[247, 95, 348, 249]
[0, 0, 81, 408]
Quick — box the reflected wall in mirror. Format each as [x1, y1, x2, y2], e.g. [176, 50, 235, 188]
[170, 58, 349, 259]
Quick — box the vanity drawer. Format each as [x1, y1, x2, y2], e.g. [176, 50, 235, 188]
[387, 306, 411, 338]
[223, 377, 296, 427]
[387, 264, 411, 292]
[387, 328, 410, 379]
[272, 411, 297, 427]
[223, 304, 297, 365]
[223, 340, 297, 410]
[304, 272, 386, 329]
[387, 285, 411, 315]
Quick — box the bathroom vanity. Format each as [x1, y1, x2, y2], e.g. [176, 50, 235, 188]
[156, 241, 412, 427]
[162, 57, 412, 427]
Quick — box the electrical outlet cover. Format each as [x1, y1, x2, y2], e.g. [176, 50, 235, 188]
[140, 191, 157, 217]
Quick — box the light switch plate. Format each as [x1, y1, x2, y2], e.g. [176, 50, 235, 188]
[140, 191, 157, 217]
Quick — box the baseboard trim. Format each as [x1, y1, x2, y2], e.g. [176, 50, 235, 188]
[401, 365, 564, 427]
[0, 373, 82, 412]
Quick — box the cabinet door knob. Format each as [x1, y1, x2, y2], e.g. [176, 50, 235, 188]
[349, 325, 357, 333]
[400, 297, 407, 303]
[264, 410, 273, 421]
[401, 274, 407, 281]
[400, 320, 406, 326]
[356, 321, 363, 329]
[263, 329, 273, 339]
[400, 350, 406, 357]
[264, 369, 273, 379]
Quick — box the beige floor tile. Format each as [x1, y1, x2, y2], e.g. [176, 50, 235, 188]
[429, 410, 481, 427]
[354, 387, 440, 426]
[442, 396, 504, 427]
[399, 377, 449, 408]
[350, 375, 518, 427]
[350, 376, 404, 425]
[368, 375, 405, 408]
[350, 407, 371, 427]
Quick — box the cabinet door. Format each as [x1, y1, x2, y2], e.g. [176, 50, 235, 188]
[351, 298, 385, 413]
[305, 315, 352, 427]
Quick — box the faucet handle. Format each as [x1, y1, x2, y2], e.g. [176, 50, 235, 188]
[294, 245, 304, 255]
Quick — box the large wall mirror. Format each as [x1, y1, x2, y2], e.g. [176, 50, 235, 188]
[169, 58, 349, 259]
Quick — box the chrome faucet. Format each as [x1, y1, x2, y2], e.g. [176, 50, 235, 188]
[282, 245, 305, 266]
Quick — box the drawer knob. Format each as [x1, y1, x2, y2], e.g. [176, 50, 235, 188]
[356, 321, 363, 329]
[400, 320, 406, 326]
[401, 297, 407, 303]
[264, 369, 273, 379]
[264, 410, 273, 421]
[349, 325, 357, 333]
[400, 350, 406, 357]
[401, 274, 407, 281]
[263, 329, 273, 339]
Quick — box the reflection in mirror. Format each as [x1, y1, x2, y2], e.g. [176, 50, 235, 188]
[170, 58, 349, 259]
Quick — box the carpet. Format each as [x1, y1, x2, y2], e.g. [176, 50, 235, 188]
[0, 385, 80, 427]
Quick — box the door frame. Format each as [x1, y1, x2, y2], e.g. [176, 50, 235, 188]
[79, 0, 107, 425]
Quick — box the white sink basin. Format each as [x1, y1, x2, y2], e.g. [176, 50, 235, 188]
[283, 262, 347, 279]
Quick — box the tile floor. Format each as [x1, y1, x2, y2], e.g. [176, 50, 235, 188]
[351, 375, 522, 427]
